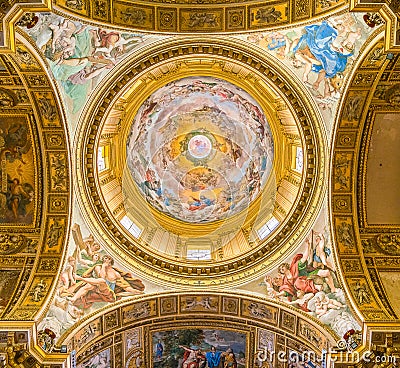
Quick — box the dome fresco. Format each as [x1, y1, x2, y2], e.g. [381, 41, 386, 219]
[126, 76, 274, 223]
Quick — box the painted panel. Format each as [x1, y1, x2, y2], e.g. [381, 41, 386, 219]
[152, 329, 246, 367]
[0, 269, 21, 311]
[77, 348, 111, 368]
[21, 13, 148, 124]
[180, 10, 224, 32]
[248, 4, 288, 28]
[241, 13, 373, 120]
[0, 115, 34, 224]
[240, 217, 361, 338]
[366, 112, 400, 224]
[37, 221, 150, 346]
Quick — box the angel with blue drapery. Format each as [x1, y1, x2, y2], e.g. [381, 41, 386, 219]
[290, 14, 361, 98]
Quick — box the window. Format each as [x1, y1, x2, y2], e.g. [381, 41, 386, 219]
[186, 249, 212, 261]
[295, 147, 303, 172]
[257, 216, 279, 240]
[98, 146, 107, 172]
[121, 215, 142, 238]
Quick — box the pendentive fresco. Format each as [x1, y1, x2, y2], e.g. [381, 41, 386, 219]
[238, 13, 374, 126]
[37, 205, 165, 345]
[240, 205, 361, 338]
[20, 13, 159, 124]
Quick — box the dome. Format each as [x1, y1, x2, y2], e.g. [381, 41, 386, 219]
[74, 41, 325, 282]
[126, 76, 274, 223]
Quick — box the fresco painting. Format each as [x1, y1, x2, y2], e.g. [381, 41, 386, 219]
[77, 348, 111, 368]
[0, 116, 34, 224]
[0, 270, 21, 309]
[152, 329, 246, 368]
[243, 226, 360, 338]
[126, 76, 274, 223]
[20, 13, 146, 120]
[244, 13, 371, 113]
[10, 9, 370, 356]
[37, 222, 148, 346]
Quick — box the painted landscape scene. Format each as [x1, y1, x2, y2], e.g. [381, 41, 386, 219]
[152, 329, 246, 368]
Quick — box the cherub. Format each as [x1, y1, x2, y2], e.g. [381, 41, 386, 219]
[312, 231, 334, 270]
[92, 29, 143, 59]
[287, 290, 314, 312]
[339, 28, 362, 55]
[314, 291, 345, 317]
[59, 256, 76, 293]
[47, 20, 78, 63]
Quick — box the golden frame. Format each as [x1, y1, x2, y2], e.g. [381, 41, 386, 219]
[147, 325, 252, 368]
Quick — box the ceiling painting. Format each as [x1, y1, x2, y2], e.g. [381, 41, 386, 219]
[239, 204, 361, 338]
[36, 215, 165, 349]
[0, 43, 70, 324]
[238, 13, 375, 124]
[72, 36, 329, 292]
[365, 112, 400, 224]
[152, 329, 247, 368]
[34, 203, 360, 353]
[60, 293, 335, 368]
[126, 76, 274, 223]
[0, 1, 398, 366]
[0, 115, 34, 224]
[19, 13, 159, 126]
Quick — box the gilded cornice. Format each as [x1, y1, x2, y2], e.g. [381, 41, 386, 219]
[49, 0, 348, 33]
